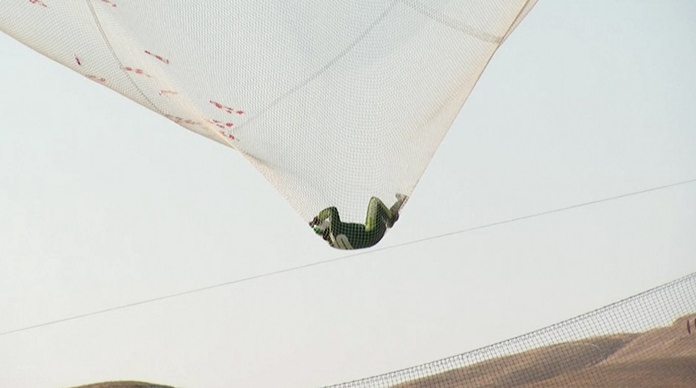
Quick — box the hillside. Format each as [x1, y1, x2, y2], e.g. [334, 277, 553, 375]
[396, 315, 696, 388]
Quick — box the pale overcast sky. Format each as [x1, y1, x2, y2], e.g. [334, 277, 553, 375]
[1, 1, 695, 387]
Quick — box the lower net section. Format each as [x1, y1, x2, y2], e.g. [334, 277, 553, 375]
[329, 271, 696, 387]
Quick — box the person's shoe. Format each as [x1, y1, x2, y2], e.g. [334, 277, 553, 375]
[387, 193, 409, 227]
[393, 193, 408, 210]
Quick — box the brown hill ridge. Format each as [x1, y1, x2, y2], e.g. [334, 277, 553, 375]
[71, 381, 175, 388]
[395, 315, 696, 388]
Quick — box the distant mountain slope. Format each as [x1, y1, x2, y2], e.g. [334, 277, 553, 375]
[395, 315, 696, 388]
[71, 381, 175, 388]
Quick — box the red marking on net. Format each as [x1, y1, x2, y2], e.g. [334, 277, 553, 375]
[121, 66, 151, 77]
[144, 50, 170, 64]
[210, 100, 243, 115]
[208, 119, 234, 129]
[29, 0, 48, 8]
[158, 90, 178, 96]
[165, 114, 201, 126]
[86, 75, 106, 83]
[100, 0, 117, 7]
[218, 131, 235, 141]
[74, 55, 82, 66]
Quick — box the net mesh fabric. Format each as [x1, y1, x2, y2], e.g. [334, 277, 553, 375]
[328, 272, 696, 387]
[0, 0, 536, 229]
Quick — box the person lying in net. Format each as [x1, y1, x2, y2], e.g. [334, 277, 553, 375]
[309, 194, 408, 250]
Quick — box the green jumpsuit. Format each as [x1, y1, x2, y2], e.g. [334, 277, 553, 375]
[310, 195, 406, 250]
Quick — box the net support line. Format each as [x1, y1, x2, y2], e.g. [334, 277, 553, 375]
[1, 177, 695, 338]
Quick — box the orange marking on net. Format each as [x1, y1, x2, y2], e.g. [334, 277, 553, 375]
[100, 0, 117, 7]
[74, 55, 82, 66]
[144, 50, 170, 64]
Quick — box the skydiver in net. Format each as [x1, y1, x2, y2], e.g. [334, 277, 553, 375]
[309, 194, 408, 250]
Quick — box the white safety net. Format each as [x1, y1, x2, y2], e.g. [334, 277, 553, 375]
[1, 0, 536, 244]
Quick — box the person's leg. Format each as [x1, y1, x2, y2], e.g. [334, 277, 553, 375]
[317, 206, 341, 233]
[364, 197, 393, 232]
[387, 193, 408, 226]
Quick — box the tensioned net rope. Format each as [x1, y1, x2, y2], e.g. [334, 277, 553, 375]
[0, 0, 536, 248]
